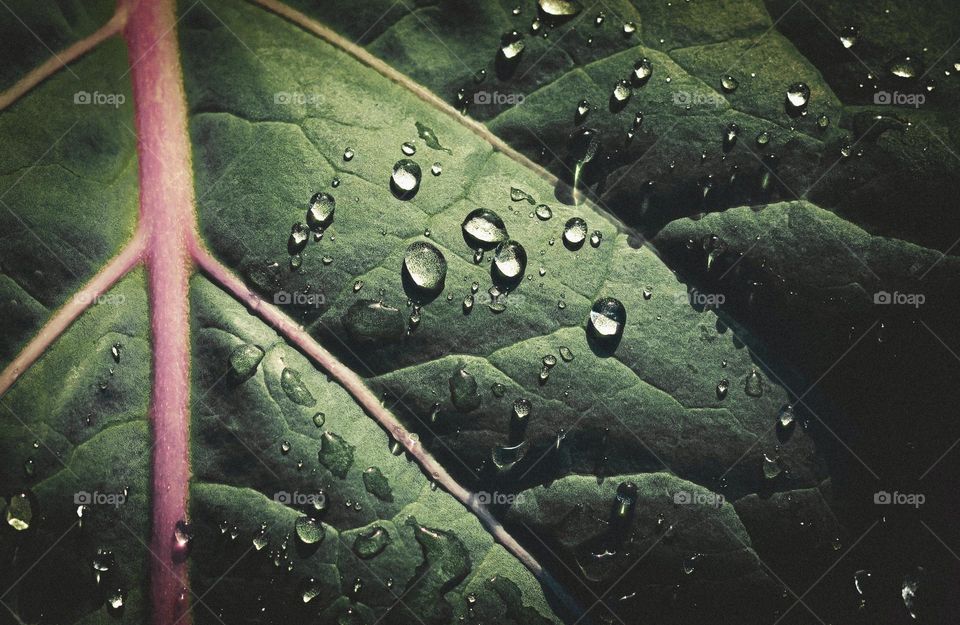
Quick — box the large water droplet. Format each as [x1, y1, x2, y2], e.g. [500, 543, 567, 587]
[745, 369, 764, 397]
[6, 492, 32, 530]
[391, 159, 422, 199]
[500, 30, 525, 60]
[461, 208, 508, 249]
[306, 192, 335, 231]
[786, 82, 810, 108]
[902, 567, 923, 619]
[492, 441, 530, 472]
[403, 241, 447, 297]
[535, 204, 553, 220]
[281, 368, 316, 407]
[538, 0, 581, 17]
[611, 79, 632, 104]
[354, 526, 391, 559]
[449, 368, 482, 412]
[563, 217, 588, 249]
[295, 516, 325, 545]
[362, 467, 393, 501]
[632, 58, 652, 84]
[229, 343, 264, 380]
[588, 297, 626, 340]
[492, 240, 527, 284]
[318, 431, 355, 478]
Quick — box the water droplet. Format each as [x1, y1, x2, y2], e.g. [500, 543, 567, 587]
[462, 294, 474, 313]
[492, 240, 527, 283]
[632, 58, 653, 84]
[721, 74, 739, 93]
[318, 431, 355, 478]
[623, 21, 636, 35]
[287, 222, 309, 255]
[391, 159, 422, 199]
[252, 530, 269, 551]
[280, 440, 291, 454]
[281, 368, 316, 407]
[510, 187, 536, 204]
[492, 441, 529, 472]
[110, 342, 122, 363]
[306, 192, 335, 232]
[354, 526, 391, 559]
[683, 554, 699, 575]
[756, 130, 771, 146]
[615, 481, 637, 517]
[343, 147, 354, 161]
[174, 520, 193, 548]
[817, 114, 830, 128]
[589, 230, 602, 247]
[563, 217, 588, 249]
[612, 79, 632, 103]
[588, 297, 626, 340]
[312, 412, 325, 427]
[462, 208, 509, 249]
[559, 346, 574, 362]
[415, 121, 453, 154]
[362, 467, 392, 501]
[301, 577, 322, 603]
[778, 404, 795, 428]
[890, 56, 920, 78]
[401, 142, 416, 156]
[538, 0, 581, 17]
[352, 280, 364, 293]
[902, 568, 923, 619]
[295, 516, 325, 544]
[786, 82, 810, 108]
[839, 25, 858, 49]
[431, 162, 442, 176]
[229, 343, 264, 379]
[500, 30, 525, 60]
[762, 453, 782, 479]
[854, 569, 871, 595]
[403, 241, 447, 295]
[491, 382, 506, 398]
[716, 378, 729, 399]
[745, 369, 764, 397]
[331, 176, 341, 187]
[535, 204, 553, 220]
[449, 368, 482, 412]
[107, 589, 124, 610]
[576, 99, 590, 121]
[724, 122, 740, 148]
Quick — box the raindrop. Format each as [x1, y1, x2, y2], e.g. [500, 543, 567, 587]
[403, 241, 447, 296]
[229, 343, 264, 379]
[415, 121, 453, 154]
[721, 74, 739, 93]
[343, 147, 354, 161]
[301, 577, 321, 603]
[538, 0, 581, 17]
[756, 130, 771, 146]
[491, 382, 506, 398]
[281, 368, 316, 407]
[817, 114, 830, 128]
[306, 192, 335, 232]
[492, 441, 530, 472]
[295, 516, 325, 545]
[890, 56, 920, 78]
[614, 481, 637, 517]
[716, 378, 729, 400]
[563, 217, 588, 249]
[174, 520, 193, 548]
[786, 82, 810, 108]
[401, 142, 416, 156]
[449, 367, 482, 412]
[288, 222, 310, 255]
[778, 404, 795, 428]
[632, 58, 653, 84]
[576, 99, 590, 122]
[462, 208, 509, 249]
[590, 231, 602, 247]
[391, 159, 422, 199]
[343, 300, 406, 345]
[510, 187, 536, 204]
[431, 162, 442, 176]
[312, 412, 326, 427]
[623, 21, 636, 35]
[6, 492, 32, 530]
[500, 30, 525, 60]
[362, 466, 392, 501]
[559, 346, 574, 361]
[762, 453, 782, 479]
[588, 297, 626, 341]
[492, 240, 528, 284]
[535, 204, 553, 220]
[839, 26, 858, 49]
[354, 526, 391, 559]
[745, 369, 764, 397]
[611, 79, 633, 104]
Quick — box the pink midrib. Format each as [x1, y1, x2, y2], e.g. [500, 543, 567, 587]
[124, 1, 194, 624]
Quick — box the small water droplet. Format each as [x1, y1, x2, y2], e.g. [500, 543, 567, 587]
[535, 204, 552, 220]
[563, 217, 588, 249]
[462, 208, 509, 249]
[431, 162, 442, 176]
[391, 159, 422, 198]
[353, 526, 391, 558]
[745, 369, 764, 397]
[633, 58, 653, 84]
[295, 516, 325, 545]
[500, 30, 525, 60]
[839, 25, 858, 49]
[588, 297, 626, 340]
[343, 147, 354, 161]
[786, 82, 810, 108]
[401, 142, 416, 156]
[762, 452, 782, 479]
[716, 378, 729, 399]
[589, 230, 602, 247]
[306, 192, 335, 232]
[721, 74, 739, 93]
[492, 240, 527, 283]
[612, 79, 632, 103]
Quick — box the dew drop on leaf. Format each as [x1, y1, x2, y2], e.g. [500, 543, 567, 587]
[461, 208, 508, 249]
[403, 241, 447, 295]
[306, 192, 335, 231]
[280, 368, 316, 407]
[362, 466, 393, 501]
[535, 204, 552, 220]
[295, 516, 325, 545]
[786, 82, 810, 108]
[318, 431, 355, 478]
[492, 441, 529, 472]
[588, 297, 626, 340]
[229, 344, 264, 379]
[745, 368, 764, 397]
[343, 300, 406, 345]
[563, 217, 588, 249]
[449, 367, 482, 412]
[353, 526, 391, 559]
[401, 141, 416, 156]
[6, 492, 32, 531]
[721, 74, 739, 93]
[391, 159, 422, 198]
[538, 0, 581, 17]
[499, 30, 525, 60]
[510, 187, 535, 204]
[492, 240, 527, 283]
